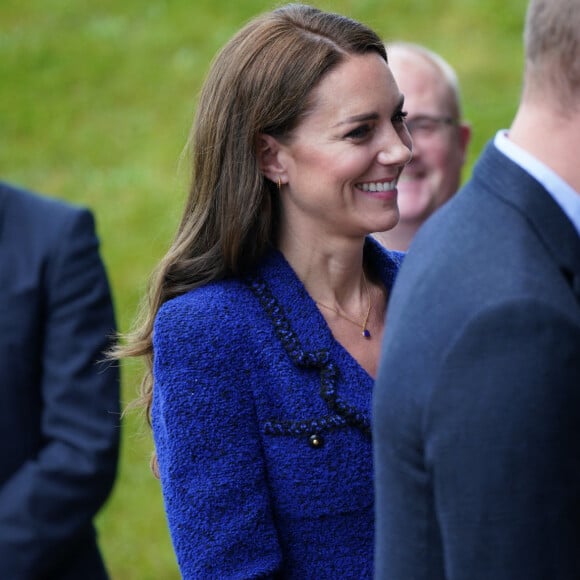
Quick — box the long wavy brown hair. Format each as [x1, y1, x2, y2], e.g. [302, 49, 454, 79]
[117, 3, 387, 426]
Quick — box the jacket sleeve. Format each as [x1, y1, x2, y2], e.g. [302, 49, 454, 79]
[0, 208, 120, 577]
[426, 299, 580, 579]
[152, 295, 282, 579]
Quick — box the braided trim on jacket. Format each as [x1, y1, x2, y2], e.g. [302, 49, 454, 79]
[245, 275, 371, 438]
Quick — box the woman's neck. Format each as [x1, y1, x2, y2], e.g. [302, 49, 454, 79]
[278, 230, 367, 305]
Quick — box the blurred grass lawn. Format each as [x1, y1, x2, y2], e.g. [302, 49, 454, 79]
[1, 0, 528, 577]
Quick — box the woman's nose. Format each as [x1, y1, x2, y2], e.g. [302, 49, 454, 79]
[377, 131, 413, 167]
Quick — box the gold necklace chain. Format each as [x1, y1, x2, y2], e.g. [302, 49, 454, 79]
[315, 271, 372, 339]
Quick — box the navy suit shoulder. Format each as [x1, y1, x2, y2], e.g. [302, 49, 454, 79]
[0, 182, 120, 580]
[373, 143, 580, 580]
[384, 142, 579, 364]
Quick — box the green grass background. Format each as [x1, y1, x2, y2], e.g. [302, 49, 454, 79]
[1, 0, 528, 577]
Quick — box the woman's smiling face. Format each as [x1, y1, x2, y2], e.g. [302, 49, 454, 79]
[274, 52, 413, 241]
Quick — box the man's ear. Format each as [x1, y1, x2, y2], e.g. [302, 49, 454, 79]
[257, 133, 286, 184]
[458, 122, 472, 164]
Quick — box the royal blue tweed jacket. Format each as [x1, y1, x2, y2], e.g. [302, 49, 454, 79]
[152, 237, 403, 579]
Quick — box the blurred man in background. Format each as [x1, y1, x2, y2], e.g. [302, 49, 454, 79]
[375, 42, 471, 251]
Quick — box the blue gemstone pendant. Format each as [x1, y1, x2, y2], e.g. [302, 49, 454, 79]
[362, 328, 371, 339]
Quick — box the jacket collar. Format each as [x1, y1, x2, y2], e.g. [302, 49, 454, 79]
[246, 239, 403, 437]
[477, 142, 580, 302]
[253, 238, 402, 356]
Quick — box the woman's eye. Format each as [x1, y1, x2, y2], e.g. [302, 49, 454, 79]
[393, 110, 408, 125]
[346, 124, 372, 139]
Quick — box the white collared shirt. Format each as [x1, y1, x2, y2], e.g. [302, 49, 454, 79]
[494, 130, 580, 237]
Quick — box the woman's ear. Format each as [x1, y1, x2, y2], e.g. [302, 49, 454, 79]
[257, 133, 285, 183]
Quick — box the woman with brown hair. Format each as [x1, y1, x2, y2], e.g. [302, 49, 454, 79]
[122, 4, 411, 577]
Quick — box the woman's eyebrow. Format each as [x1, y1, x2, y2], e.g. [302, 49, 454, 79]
[334, 112, 379, 128]
[334, 94, 405, 128]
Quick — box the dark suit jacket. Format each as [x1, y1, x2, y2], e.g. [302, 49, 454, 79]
[0, 182, 120, 579]
[373, 143, 580, 580]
